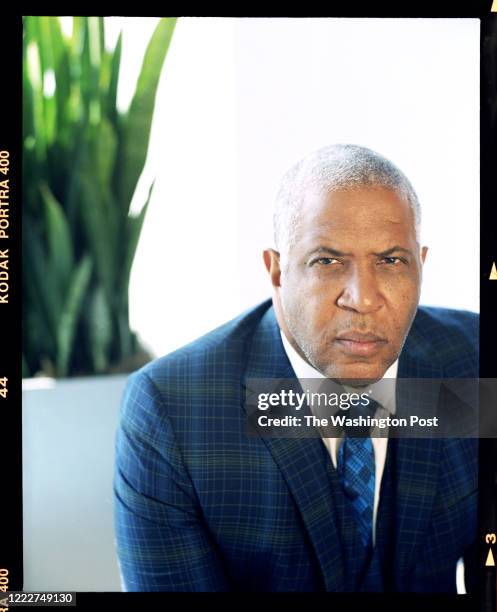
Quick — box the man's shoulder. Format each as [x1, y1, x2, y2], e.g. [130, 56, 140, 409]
[407, 305, 479, 374]
[134, 299, 273, 388]
[414, 305, 478, 342]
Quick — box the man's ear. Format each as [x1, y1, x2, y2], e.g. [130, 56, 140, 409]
[263, 249, 281, 288]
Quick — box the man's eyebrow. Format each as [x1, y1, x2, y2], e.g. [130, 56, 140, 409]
[374, 246, 413, 257]
[307, 246, 353, 257]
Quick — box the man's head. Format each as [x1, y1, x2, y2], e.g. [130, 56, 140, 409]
[264, 144, 428, 385]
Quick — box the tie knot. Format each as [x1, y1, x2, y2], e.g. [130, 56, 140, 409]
[342, 398, 379, 438]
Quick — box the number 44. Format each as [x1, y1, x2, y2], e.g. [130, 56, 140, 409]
[0, 377, 7, 398]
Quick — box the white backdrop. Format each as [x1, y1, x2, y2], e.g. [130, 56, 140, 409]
[115, 17, 480, 358]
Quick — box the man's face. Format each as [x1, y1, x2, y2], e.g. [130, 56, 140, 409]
[265, 185, 428, 384]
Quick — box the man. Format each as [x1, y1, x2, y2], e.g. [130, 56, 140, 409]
[113, 144, 478, 592]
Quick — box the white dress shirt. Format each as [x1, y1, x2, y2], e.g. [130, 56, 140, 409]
[280, 330, 398, 546]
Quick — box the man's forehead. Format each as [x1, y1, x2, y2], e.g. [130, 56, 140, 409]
[301, 184, 411, 212]
[286, 189, 417, 256]
[297, 185, 412, 226]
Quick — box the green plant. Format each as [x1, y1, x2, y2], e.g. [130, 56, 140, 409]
[22, 16, 176, 377]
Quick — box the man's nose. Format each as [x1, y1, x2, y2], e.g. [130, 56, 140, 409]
[336, 266, 383, 314]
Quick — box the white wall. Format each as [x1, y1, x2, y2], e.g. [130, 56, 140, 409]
[123, 17, 479, 358]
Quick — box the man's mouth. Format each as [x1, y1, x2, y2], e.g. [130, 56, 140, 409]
[334, 331, 387, 356]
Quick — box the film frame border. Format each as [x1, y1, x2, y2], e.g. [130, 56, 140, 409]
[3, 3, 497, 609]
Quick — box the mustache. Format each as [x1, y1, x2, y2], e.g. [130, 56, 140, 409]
[333, 324, 388, 341]
[335, 323, 386, 335]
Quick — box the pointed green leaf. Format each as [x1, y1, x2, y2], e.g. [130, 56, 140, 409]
[22, 222, 61, 346]
[122, 181, 154, 293]
[48, 18, 72, 144]
[25, 36, 47, 165]
[87, 287, 113, 373]
[56, 255, 93, 377]
[119, 18, 176, 209]
[95, 118, 117, 191]
[76, 18, 92, 121]
[106, 32, 122, 123]
[117, 308, 132, 361]
[22, 354, 31, 379]
[36, 17, 53, 76]
[87, 17, 102, 125]
[76, 154, 115, 302]
[40, 183, 74, 292]
[48, 17, 66, 68]
[37, 17, 58, 144]
[98, 16, 105, 61]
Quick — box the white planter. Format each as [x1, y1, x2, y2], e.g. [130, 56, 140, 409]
[22, 374, 129, 592]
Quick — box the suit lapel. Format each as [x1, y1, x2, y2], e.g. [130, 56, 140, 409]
[391, 311, 444, 590]
[242, 306, 346, 591]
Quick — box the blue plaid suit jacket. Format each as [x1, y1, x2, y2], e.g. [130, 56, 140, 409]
[113, 299, 478, 592]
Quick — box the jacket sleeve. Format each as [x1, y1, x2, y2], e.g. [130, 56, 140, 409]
[113, 370, 230, 591]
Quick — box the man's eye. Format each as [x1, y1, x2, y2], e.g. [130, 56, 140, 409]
[381, 257, 403, 265]
[315, 257, 340, 266]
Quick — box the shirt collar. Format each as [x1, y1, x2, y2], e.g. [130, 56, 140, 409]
[280, 330, 398, 414]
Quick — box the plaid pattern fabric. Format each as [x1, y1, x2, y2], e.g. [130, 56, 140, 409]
[337, 399, 380, 551]
[113, 299, 478, 592]
[337, 437, 375, 548]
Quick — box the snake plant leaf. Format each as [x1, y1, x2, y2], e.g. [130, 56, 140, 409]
[36, 17, 55, 76]
[22, 15, 33, 44]
[48, 16, 66, 69]
[94, 119, 119, 268]
[66, 18, 86, 126]
[40, 183, 74, 293]
[71, 17, 85, 59]
[56, 255, 93, 377]
[22, 354, 30, 379]
[36, 17, 58, 145]
[73, 17, 94, 124]
[99, 49, 113, 121]
[87, 17, 102, 126]
[23, 222, 61, 347]
[118, 18, 176, 211]
[87, 286, 113, 373]
[106, 31, 122, 124]
[77, 158, 115, 303]
[48, 19, 71, 145]
[63, 126, 88, 228]
[98, 17, 105, 61]
[25, 37, 47, 166]
[121, 181, 155, 293]
[117, 308, 132, 360]
[96, 118, 118, 193]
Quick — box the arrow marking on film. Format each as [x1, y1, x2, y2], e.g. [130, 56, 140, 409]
[485, 548, 495, 566]
[489, 262, 497, 281]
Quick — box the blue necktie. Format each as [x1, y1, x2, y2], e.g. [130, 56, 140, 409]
[336, 400, 377, 549]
